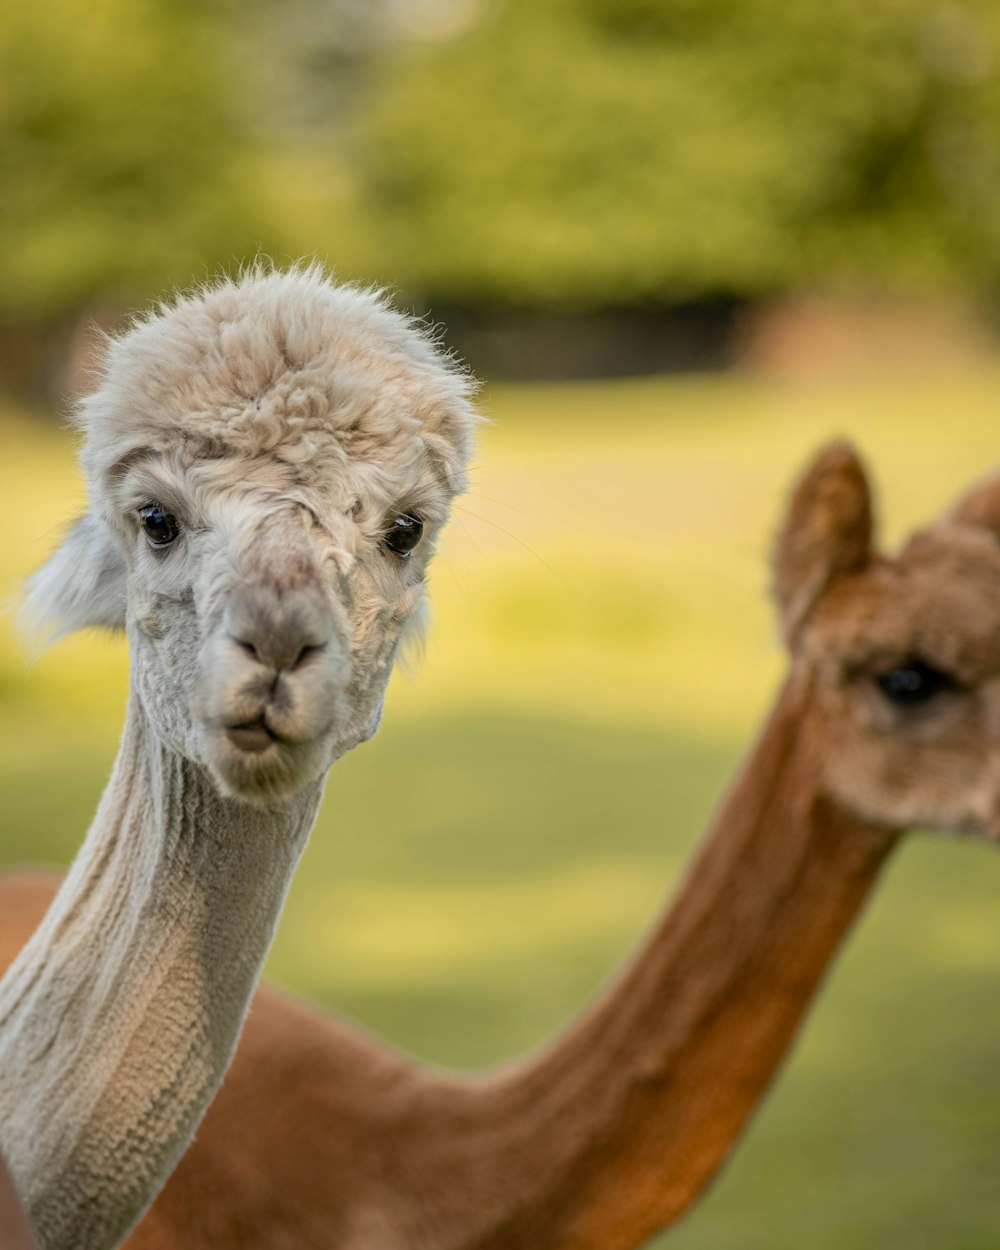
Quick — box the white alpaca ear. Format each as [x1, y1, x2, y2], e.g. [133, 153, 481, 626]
[20, 513, 127, 647]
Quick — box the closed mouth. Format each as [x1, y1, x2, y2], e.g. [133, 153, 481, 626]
[209, 712, 336, 805]
[225, 718, 281, 755]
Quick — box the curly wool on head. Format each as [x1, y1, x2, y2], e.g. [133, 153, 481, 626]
[25, 264, 480, 653]
[80, 262, 478, 504]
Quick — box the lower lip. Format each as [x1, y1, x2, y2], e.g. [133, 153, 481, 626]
[225, 724, 277, 754]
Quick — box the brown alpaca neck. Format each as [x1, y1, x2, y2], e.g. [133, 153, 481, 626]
[383, 677, 898, 1250]
[0, 678, 900, 1250]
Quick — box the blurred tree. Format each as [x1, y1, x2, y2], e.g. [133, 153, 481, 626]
[0, 0, 276, 325]
[3, 0, 1000, 365]
[348, 0, 1000, 307]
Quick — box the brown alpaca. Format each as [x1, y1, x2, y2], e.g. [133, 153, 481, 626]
[4, 442, 999, 1249]
[0, 1154, 38, 1250]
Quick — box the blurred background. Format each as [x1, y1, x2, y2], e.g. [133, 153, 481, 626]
[3, 0, 1000, 1245]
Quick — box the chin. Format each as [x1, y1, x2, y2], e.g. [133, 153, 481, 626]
[205, 733, 333, 808]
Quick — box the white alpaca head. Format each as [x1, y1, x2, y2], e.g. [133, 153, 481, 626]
[26, 266, 477, 805]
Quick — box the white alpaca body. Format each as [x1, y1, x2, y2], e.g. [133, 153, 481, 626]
[0, 265, 476, 1249]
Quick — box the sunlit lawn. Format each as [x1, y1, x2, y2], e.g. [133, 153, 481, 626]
[3, 364, 1000, 1247]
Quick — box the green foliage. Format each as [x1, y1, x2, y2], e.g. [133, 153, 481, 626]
[353, 0, 1000, 304]
[0, 0, 277, 322]
[4, 0, 1000, 322]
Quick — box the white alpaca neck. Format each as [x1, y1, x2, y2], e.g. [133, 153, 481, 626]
[0, 694, 321, 1250]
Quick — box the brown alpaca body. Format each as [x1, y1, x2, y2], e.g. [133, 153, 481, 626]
[5, 444, 999, 1250]
[0, 729, 894, 1250]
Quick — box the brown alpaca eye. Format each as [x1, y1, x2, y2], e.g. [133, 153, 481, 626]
[874, 659, 956, 707]
[383, 514, 423, 558]
[138, 504, 180, 548]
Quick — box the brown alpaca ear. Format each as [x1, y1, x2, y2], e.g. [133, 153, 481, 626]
[943, 470, 1000, 541]
[772, 441, 874, 641]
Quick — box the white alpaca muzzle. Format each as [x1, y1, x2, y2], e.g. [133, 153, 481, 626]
[197, 574, 351, 805]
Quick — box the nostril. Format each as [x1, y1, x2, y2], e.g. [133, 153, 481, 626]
[228, 631, 327, 672]
[224, 583, 334, 671]
[230, 636, 260, 662]
[291, 641, 327, 671]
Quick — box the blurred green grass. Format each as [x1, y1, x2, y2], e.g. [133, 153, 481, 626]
[3, 367, 1000, 1247]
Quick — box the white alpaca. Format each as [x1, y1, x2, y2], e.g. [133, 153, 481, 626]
[0, 266, 476, 1250]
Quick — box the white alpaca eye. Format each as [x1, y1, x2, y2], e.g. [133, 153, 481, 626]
[138, 504, 180, 549]
[383, 514, 423, 558]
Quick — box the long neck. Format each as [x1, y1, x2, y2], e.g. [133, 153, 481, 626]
[384, 678, 898, 1249]
[0, 695, 320, 1250]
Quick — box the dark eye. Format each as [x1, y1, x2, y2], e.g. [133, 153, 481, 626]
[874, 659, 957, 707]
[138, 504, 180, 549]
[383, 514, 423, 558]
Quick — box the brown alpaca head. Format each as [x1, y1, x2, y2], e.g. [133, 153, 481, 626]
[775, 442, 1000, 842]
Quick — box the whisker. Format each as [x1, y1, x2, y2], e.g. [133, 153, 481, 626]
[454, 505, 556, 574]
[453, 513, 486, 563]
[465, 491, 532, 517]
[445, 517, 478, 598]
